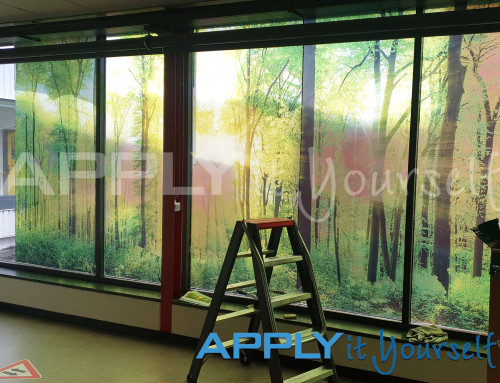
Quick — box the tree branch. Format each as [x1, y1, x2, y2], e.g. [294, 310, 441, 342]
[339, 49, 371, 92]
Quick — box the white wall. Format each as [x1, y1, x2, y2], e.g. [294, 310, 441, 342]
[0, 277, 161, 330]
[0, 209, 15, 238]
[0, 64, 15, 101]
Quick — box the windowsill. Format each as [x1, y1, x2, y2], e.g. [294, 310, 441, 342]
[174, 297, 488, 357]
[0, 267, 161, 301]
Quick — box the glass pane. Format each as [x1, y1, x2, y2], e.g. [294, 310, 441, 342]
[317, 8, 415, 22]
[426, 1, 500, 12]
[104, 55, 164, 283]
[191, 48, 303, 291]
[313, 39, 414, 319]
[15, 59, 96, 272]
[412, 34, 500, 333]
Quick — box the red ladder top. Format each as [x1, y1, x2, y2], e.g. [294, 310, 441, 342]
[244, 217, 295, 229]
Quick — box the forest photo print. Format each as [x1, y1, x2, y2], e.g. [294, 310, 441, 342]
[191, 30, 500, 334]
[8, 23, 500, 336]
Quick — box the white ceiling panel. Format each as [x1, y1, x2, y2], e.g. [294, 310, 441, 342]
[0, 0, 89, 18]
[0, 2, 38, 22]
[0, 0, 194, 24]
[68, 0, 170, 13]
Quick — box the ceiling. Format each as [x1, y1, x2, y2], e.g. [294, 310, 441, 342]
[0, 0, 474, 26]
[0, 0, 211, 24]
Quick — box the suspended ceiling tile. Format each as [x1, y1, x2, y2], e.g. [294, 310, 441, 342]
[0, 2, 38, 22]
[0, 0, 89, 18]
[68, 0, 170, 13]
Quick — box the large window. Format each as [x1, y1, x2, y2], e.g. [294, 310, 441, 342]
[190, 30, 500, 334]
[105, 55, 164, 283]
[1, 53, 164, 286]
[2, 6, 500, 334]
[412, 33, 500, 333]
[15, 59, 96, 273]
[312, 39, 414, 320]
[191, 47, 303, 291]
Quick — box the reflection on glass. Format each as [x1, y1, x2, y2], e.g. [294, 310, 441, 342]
[313, 39, 414, 319]
[104, 55, 164, 283]
[412, 34, 500, 333]
[14, 59, 96, 272]
[191, 48, 303, 291]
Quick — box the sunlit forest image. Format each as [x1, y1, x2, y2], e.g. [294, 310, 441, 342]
[11, 22, 500, 333]
[105, 55, 164, 282]
[191, 31, 500, 333]
[14, 54, 163, 282]
[15, 59, 97, 273]
[191, 47, 303, 292]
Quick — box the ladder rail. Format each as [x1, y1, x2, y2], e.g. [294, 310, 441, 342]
[245, 225, 284, 365]
[244, 221, 284, 383]
[288, 223, 338, 383]
[186, 218, 339, 383]
[187, 222, 245, 382]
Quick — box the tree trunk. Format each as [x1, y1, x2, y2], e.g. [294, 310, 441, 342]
[24, 115, 28, 230]
[314, 195, 321, 247]
[473, 121, 496, 276]
[243, 133, 251, 220]
[469, 41, 500, 277]
[139, 57, 150, 249]
[333, 196, 341, 285]
[327, 199, 332, 251]
[262, 173, 269, 216]
[420, 165, 432, 268]
[433, 32, 467, 291]
[273, 181, 282, 217]
[114, 138, 120, 250]
[368, 38, 398, 283]
[32, 107, 37, 229]
[391, 196, 404, 279]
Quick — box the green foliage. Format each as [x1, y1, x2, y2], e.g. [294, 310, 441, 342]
[438, 274, 489, 333]
[16, 230, 94, 273]
[190, 35, 497, 335]
[411, 267, 447, 322]
[105, 246, 161, 283]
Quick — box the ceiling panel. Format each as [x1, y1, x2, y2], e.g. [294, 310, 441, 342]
[0, 2, 38, 22]
[0, 0, 196, 24]
[0, 0, 89, 18]
[69, 0, 170, 13]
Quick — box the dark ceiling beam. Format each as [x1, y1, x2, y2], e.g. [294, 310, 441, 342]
[1, 6, 500, 64]
[0, 0, 463, 39]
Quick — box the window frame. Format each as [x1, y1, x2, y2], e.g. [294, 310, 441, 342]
[0, 5, 496, 339]
[0, 52, 176, 292]
[182, 6, 498, 341]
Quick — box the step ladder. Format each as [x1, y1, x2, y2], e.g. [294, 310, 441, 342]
[187, 218, 339, 383]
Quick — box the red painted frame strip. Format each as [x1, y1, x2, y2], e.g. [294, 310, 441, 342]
[161, 53, 186, 332]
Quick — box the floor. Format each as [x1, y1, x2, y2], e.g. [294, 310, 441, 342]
[0, 311, 364, 383]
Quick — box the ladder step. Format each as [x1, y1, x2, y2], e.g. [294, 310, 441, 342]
[226, 280, 256, 291]
[216, 307, 258, 322]
[237, 249, 275, 258]
[209, 337, 255, 350]
[271, 292, 312, 308]
[280, 329, 317, 346]
[264, 255, 303, 267]
[245, 217, 295, 229]
[284, 367, 334, 383]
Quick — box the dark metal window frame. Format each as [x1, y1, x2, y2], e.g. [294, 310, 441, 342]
[0, 5, 495, 337]
[182, 6, 497, 341]
[0, 52, 166, 292]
